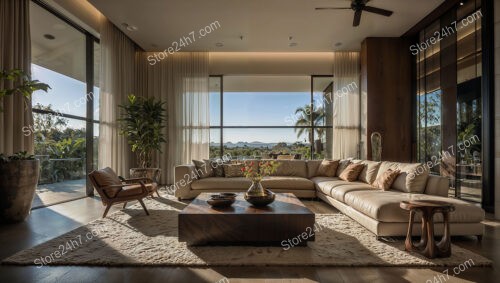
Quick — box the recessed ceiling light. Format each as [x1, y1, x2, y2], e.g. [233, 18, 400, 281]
[43, 34, 55, 40]
[459, 2, 464, 6]
[215, 42, 224, 47]
[121, 23, 138, 31]
[334, 42, 343, 47]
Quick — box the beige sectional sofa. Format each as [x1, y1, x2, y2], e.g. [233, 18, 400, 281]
[174, 159, 484, 238]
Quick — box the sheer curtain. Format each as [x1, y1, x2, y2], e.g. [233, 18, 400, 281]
[332, 52, 361, 159]
[0, 0, 33, 154]
[139, 52, 210, 184]
[98, 19, 136, 176]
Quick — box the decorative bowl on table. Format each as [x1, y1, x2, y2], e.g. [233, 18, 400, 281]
[207, 193, 236, 208]
[244, 189, 275, 207]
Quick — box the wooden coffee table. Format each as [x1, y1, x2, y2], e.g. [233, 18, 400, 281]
[179, 192, 315, 246]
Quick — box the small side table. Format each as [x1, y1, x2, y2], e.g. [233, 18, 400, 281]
[400, 200, 455, 259]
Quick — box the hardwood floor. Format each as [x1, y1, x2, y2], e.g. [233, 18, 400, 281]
[0, 195, 498, 283]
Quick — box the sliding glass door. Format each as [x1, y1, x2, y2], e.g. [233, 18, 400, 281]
[29, 1, 99, 207]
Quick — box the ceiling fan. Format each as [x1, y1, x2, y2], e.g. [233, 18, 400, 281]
[316, 0, 393, 27]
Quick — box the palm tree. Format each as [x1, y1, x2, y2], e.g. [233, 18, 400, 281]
[294, 104, 325, 144]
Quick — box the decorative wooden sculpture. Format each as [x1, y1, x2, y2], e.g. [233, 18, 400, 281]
[371, 132, 382, 161]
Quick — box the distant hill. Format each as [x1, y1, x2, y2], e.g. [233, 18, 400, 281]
[210, 141, 279, 148]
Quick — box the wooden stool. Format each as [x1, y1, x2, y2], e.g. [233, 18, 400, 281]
[400, 200, 455, 259]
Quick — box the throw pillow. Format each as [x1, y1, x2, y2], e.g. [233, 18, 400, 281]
[339, 163, 364, 182]
[372, 169, 401, 190]
[210, 158, 231, 177]
[336, 159, 351, 177]
[223, 163, 245, 178]
[192, 159, 214, 178]
[316, 159, 340, 177]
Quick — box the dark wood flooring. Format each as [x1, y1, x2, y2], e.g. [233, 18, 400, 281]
[0, 195, 498, 283]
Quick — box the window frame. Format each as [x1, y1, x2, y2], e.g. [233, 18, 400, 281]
[209, 75, 334, 159]
[31, 0, 100, 196]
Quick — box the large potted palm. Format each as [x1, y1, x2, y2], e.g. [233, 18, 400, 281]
[119, 94, 166, 182]
[0, 69, 50, 223]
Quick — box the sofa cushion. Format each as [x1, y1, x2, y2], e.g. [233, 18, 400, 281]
[115, 184, 142, 198]
[268, 160, 308, 178]
[191, 177, 251, 190]
[316, 159, 340, 177]
[376, 161, 429, 193]
[311, 177, 373, 202]
[261, 176, 314, 190]
[223, 163, 245, 178]
[344, 190, 484, 223]
[307, 160, 322, 178]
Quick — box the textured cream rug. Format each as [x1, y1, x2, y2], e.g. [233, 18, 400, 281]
[2, 196, 492, 267]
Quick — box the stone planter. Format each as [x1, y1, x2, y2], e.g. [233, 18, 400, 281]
[129, 168, 161, 183]
[0, 159, 39, 223]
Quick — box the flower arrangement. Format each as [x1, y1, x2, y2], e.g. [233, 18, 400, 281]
[241, 160, 280, 183]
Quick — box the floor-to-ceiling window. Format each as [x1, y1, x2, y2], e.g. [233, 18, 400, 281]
[30, 1, 99, 208]
[414, 0, 490, 207]
[209, 75, 333, 160]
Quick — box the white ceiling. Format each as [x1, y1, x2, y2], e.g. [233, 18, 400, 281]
[88, 0, 444, 52]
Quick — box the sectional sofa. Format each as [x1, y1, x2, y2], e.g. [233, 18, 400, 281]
[174, 159, 484, 238]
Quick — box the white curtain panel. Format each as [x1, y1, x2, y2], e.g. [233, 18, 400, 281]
[98, 19, 136, 176]
[332, 52, 361, 159]
[0, 0, 33, 154]
[142, 52, 210, 184]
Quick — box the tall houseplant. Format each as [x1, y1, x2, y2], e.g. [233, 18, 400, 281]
[119, 94, 166, 182]
[0, 69, 50, 223]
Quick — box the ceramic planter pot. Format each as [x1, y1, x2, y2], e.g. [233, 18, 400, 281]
[129, 168, 161, 183]
[0, 159, 39, 223]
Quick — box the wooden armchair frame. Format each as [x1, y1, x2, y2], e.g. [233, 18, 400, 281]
[89, 171, 151, 218]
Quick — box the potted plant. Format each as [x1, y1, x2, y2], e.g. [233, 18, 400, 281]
[119, 94, 166, 182]
[0, 69, 50, 223]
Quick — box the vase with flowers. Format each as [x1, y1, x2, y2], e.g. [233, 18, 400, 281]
[241, 160, 280, 206]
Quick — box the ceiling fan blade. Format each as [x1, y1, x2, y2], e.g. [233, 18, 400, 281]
[362, 6, 393, 16]
[353, 10, 362, 26]
[315, 7, 352, 10]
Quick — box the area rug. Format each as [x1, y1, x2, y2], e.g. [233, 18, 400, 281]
[2, 196, 492, 267]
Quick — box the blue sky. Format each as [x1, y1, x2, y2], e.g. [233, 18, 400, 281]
[32, 64, 314, 143]
[210, 91, 312, 143]
[31, 64, 99, 133]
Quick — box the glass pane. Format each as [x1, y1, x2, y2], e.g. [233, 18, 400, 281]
[424, 90, 442, 174]
[315, 127, 333, 160]
[209, 128, 221, 158]
[223, 76, 310, 126]
[313, 76, 334, 127]
[222, 128, 311, 160]
[209, 77, 221, 126]
[457, 55, 478, 84]
[93, 123, 99, 169]
[33, 115, 87, 206]
[30, 2, 87, 117]
[456, 79, 482, 203]
[94, 42, 100, 121]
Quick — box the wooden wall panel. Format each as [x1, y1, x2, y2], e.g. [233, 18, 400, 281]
[362, 38, 412, 162]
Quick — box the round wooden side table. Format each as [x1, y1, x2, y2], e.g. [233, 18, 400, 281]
[400, 200, 455, 259]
